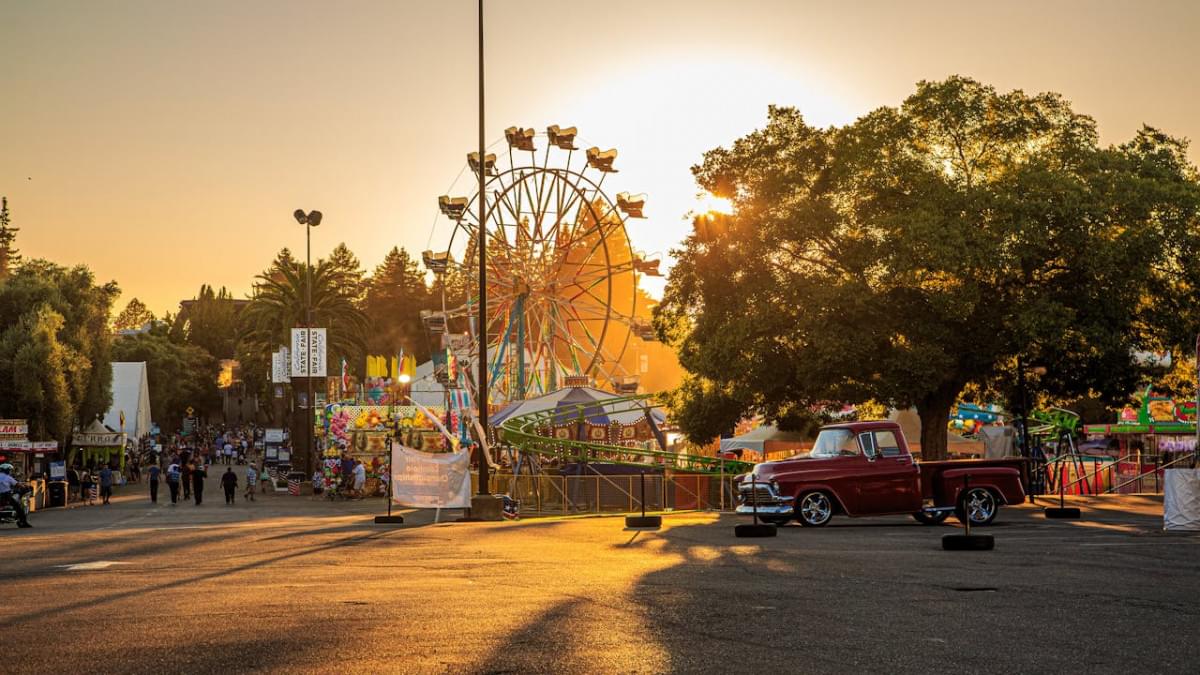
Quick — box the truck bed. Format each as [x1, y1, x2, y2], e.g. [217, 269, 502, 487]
[918, 457, 1029, 502]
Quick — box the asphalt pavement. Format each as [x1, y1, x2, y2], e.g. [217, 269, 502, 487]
[2, 480, 1197, 675]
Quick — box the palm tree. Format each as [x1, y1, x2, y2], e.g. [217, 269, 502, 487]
[240, 253, 369, 372]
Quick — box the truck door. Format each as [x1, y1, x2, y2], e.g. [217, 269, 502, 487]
[855, 430, 922, 514]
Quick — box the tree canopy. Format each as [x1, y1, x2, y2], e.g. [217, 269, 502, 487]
[363, 247, 436, 362]
[113, 297, 155, 332]
[0, 260, 119, 441]
[112, 324, 220, 432]
[0, 197, 19, 279]
[657, 77, 1200, 458]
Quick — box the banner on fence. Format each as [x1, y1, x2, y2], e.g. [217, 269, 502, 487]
[390, 443, 471, 509]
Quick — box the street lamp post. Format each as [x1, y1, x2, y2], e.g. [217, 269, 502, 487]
[293, 208, 322, 475]
[476, 0, 490, 497]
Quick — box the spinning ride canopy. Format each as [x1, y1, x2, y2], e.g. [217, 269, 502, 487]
[428, 126, 656, 405]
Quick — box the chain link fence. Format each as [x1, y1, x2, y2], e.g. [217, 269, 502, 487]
[472, 472, 740, 515]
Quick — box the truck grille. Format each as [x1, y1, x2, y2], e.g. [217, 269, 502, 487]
[739, 485, 783, 504]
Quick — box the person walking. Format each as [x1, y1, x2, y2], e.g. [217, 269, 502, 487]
[221, 467, 238, 505]
[98, 464, 114, 505]
[165, 462, 181, 505]
[147, 462, 160, 504]
[244, 464, 257, 502]
[181, 457, 192, 501]
[80, 466, 95, 505]
[352, 459, 366, 499]
[192, 461, 206, 506]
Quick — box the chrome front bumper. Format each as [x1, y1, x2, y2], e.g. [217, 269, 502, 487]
[735, 481, 794, 516]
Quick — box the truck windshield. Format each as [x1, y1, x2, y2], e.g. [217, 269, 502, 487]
[797, 429, 859, 458]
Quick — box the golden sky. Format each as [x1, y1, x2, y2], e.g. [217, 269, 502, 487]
[3, 0, 1198, 316]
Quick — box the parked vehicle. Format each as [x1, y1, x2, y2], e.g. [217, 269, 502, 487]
[736, 421, 1027, 527]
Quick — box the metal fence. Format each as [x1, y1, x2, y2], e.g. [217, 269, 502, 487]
[472, 473, 739, 515]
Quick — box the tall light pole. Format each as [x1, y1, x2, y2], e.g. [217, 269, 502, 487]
[476, 0, 490, 496]
[294, 208, 322, 475]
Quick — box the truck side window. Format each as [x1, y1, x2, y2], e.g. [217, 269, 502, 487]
[874, 431, 902, 457]
[858, 433, 876, 458]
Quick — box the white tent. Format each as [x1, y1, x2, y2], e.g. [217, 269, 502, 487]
[104, 362, 153, 438]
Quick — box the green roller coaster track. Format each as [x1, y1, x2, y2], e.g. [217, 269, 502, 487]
[498, 393, 755, 475]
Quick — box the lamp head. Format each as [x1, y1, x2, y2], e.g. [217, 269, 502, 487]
[307, 211, 322, 227]
[293, 209, 307, 225]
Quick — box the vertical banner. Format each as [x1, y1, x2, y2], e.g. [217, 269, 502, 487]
[271, 350, 289, 383]
[290, 328, 328, 377]
[390, 443, 471, 508]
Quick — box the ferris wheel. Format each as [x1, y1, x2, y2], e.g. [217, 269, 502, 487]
[423, 125, 661, 405]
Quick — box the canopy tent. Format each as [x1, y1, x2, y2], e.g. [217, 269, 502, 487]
[103, 362, 152, 439]
[719, 425, 811, 458]
[72, 418, 128, 470]
[489, 385, 666, 427]
[888, 409, 984, 457]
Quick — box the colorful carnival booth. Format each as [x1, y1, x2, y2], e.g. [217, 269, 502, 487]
[0, 418, 61, 480]
[319, 402, 449, 497]
[71, 418, 128, 472]
[1083, 388, 1198, 494]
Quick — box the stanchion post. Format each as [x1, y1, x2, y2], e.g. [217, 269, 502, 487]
[942, 473, 994, 550]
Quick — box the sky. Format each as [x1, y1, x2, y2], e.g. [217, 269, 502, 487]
[3, 0, 1199, 316]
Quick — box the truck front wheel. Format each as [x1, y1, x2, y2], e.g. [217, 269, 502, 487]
[912, 511, 950, 525]
[797, 491, 834, 527]
[955, 487, 998, 526]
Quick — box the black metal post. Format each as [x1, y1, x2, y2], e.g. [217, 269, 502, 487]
[476, 0, 490, 496]
[1017, 356, 1036, 503]
[306, 222, 313, 477]
[640, 471, 646, 518]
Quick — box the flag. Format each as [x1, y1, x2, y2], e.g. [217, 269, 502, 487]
[341, 357, 349, 392]
[391, 355, 399, 380]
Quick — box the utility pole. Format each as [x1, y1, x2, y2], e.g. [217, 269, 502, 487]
[476, 0, 490, 497]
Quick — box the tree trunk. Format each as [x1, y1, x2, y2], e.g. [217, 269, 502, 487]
[916, 386, 961, 461]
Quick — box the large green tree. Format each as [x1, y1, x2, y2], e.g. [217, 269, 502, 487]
[172, 285, 240, 359]
[112, 325, 221, 432]
[239, 248, 370, 379]
[0, 197, 19, 279]
[363, 246, 435, 362]
[657, 77, 1200, 458]
[113, 297, 155, 331]
[0, 260, 119, 441]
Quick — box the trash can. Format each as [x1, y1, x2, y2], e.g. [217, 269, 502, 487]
[47, 480, 68, 508]
[286, 471, 306, 496]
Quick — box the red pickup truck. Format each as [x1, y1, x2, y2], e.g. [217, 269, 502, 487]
[736, 421, 1027, 527]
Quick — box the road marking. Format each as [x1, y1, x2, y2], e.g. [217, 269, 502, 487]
[56, 561, 131, 571]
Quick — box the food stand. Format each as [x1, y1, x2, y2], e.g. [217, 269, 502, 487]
[71, 418, 128, 472]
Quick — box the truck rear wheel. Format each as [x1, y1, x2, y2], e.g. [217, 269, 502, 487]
[797, 491, 834, 527]
[955, 488, 998, 526]
[912, 511, 950, 525]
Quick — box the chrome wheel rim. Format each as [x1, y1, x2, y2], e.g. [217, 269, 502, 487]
[801, 493, 831, 524]
[966, 489, 995, 523]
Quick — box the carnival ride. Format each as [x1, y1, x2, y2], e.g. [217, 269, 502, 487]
[423, 126, 663, 407]
[497, 393, 753, 476]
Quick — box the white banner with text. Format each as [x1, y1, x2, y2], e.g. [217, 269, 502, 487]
[390, 444, 471, 509]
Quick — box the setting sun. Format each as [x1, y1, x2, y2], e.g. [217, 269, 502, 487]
[701, 194, 734, 215]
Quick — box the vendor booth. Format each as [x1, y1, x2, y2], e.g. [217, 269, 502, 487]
[71, 418, 128, 471]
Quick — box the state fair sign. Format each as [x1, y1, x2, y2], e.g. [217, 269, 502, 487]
[390, 443, 471, 509]
[290, 328, 327, 377]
